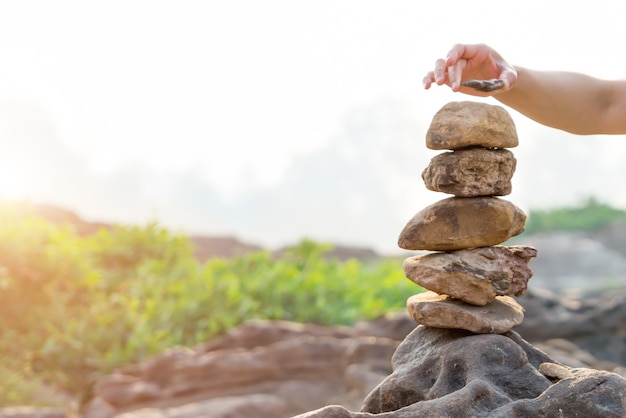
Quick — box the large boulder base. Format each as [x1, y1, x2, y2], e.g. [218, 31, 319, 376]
[426, 101, 519, 150]
[398, 197, 526, 251]
[422, 147, 516, 197]
[295, 327, 626, 417]
[403, 245, 537, 306]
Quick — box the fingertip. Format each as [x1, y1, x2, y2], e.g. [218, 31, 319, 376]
[422, 73, 434, 89]
[445, 45, 463, 65]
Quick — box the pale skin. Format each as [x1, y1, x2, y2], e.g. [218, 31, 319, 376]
[423, 44, 626, 135]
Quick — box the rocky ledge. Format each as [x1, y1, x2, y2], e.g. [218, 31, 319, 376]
[298, 326, 626, 417]
[72, 287, 626, 418]
[7, 287, 622, 418]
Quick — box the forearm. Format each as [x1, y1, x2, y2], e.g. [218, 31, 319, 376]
[495, 67, 624, 135]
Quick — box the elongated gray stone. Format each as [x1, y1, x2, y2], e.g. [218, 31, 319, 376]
[426, 101, 518, 150]
[406, 292, 524, 334]
[398, 197, 526, 251]
[422, 147, 516, 197]
[403, 246, 537, 306]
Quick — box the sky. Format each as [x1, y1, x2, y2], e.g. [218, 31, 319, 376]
[1, 0, 626, 254]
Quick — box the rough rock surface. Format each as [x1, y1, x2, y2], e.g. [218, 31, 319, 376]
[426, 101, 518, 150]
[76, 291, 626, 418]
[83, 318, 406, 418]
[406, 292, 524, 333]
[403, 245, 537, 306]
[398, 197, 526, 251]
[296, 326, 626, 418]
[422, 147, 516, 197]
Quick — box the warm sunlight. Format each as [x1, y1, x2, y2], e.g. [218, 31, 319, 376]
[0, 165, 26, 200]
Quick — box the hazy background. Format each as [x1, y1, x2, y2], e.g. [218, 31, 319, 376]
[1, 0, 626, 254]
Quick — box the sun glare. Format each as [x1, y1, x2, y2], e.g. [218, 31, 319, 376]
[0, 165, 26, 200]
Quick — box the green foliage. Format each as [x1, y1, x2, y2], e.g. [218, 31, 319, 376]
[0, 213, 418, 406]
[522, 197, 626, 235]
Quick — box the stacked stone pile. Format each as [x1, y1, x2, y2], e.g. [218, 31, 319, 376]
[398, 100, 536, 334]
[295, 101, 626, 417]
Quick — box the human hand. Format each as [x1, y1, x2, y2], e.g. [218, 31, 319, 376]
[423, 44, 518, 96]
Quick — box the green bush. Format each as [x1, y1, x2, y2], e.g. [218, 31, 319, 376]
[523, 197, 626, 235]
[0, 213, 418, 406]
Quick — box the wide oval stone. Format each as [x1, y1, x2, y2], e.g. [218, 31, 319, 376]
[422, 148, 516, 197]
[426, 101, 518, 150]
[406, 291, 524, 334]
[403, 246, 537, 306]
[398, 197, 526, 251]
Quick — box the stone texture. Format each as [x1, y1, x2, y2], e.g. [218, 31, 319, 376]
[422, 147, 516, 197]
[487, 367, 626, 417]
[91, 335, 349, 410]
[406, 292, 524, 333]
[426, 101, 518, 150]
[363, 326, 550, 413]
[295, 327, 626, 417]
[403, 245, 537, 306]
[398, 197, 526, 251]
[84, 320, 402, 418]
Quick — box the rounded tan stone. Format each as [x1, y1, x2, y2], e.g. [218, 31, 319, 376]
[426, 101, 518, 150]
[398, 197, 526, 251]
[406, 291, 524, 334]
[422, 148, 516, 197]
[539, 362, 574, 380]
[403, 246, 537, 306]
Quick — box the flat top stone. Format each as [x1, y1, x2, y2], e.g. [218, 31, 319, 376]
[426, 101, 518, 150]
[406, 291, 525, 334]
